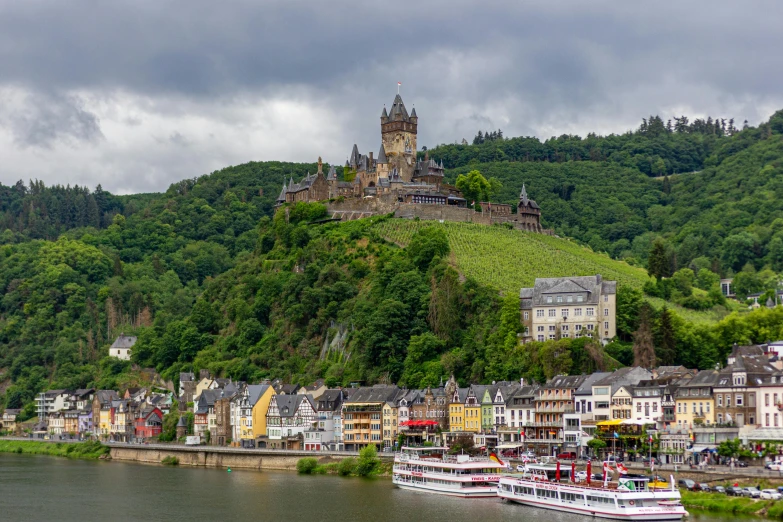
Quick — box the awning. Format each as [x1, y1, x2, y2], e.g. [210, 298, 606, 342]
[497, 443, 524, 449]
[690, 445, 717, 453]
[622, 420, 647, 425]
[596, 419, 623, 426]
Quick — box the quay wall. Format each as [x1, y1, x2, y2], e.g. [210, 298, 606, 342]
[107, 443, 392, 471]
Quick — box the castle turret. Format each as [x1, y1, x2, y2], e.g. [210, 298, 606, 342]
[275, 180, 287, 206]
[381, 105, 388, 125]
[517, 183, 542, 231]
[381, 93, 417, 182]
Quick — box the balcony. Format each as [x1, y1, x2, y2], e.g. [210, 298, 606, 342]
[536, 405, 575, 413]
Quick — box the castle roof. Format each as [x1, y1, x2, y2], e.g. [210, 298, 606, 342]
[326, 165, 337, 181]
[349, 144, 360, 167]
[381, 106, 388, 118]
[377, 144, 387, 163]
[410, 106, 417, 118]
[277, 181, 287, 202]
[518, 183, 540, 209]
[388, 94, 410, 122]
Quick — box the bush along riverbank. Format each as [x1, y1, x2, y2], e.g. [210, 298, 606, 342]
[0, 440, 110, 460]
[296, 445, 391, 478]
[682, 491, 783, 520]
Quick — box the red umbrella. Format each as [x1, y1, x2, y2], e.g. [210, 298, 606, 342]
[571, 461, 576, 483]
[586, 460, 592, 483]
[556, 460, 561, 482]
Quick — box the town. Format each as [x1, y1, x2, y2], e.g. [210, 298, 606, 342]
[4, 274, 783, 471]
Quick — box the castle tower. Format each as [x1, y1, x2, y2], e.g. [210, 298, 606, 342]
[517, 183, 542, 231]
[381, 93, 417, 182]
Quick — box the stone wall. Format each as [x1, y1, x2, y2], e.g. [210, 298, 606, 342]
[108, 443, 392, 471]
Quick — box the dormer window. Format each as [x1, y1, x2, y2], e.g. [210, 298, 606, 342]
[547, 296, 553, 304]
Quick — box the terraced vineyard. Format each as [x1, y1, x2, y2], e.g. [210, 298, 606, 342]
[373, 219, 650, 293]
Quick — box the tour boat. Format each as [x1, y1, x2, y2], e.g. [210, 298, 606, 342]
[497, 463, 686, 520]
[392, 446, 505, 497]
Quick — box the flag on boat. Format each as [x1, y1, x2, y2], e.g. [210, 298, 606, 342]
[489, 452, 504, 466]
[616, 462, 628, 475]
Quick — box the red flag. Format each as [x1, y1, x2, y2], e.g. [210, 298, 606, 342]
[571, 461, 576, 482]
[617, 462, 628, 475]
[556, 460, 561, 482]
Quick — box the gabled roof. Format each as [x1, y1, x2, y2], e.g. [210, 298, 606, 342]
[110, 334, 137, 349]
[519, 275, 615, 305]
[543, 374, 588, 390]
[575, 372, 612, 395]
[247, 384, 272, 407]
[272, 394, 314, 418]
[344, 385, 403, 404]
[541, 279, 589, 294]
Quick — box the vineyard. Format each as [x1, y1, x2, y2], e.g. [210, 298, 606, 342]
[372, 219, 650, 293]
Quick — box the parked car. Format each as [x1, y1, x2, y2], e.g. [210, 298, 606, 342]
[777, 486, 783, 494]
[557, 452, 577, 460]
[516, 464, 526, 472]
[592, 473, 604, 481]
[678, 479, 696, 490]
[737, 460, 748, 468]
[742, 487, 761, 498]
[699, 483, 711, 492]
[765, 461, 783, 470]
[725, 486, 743, 496]
[523, 451, 536, 459]
[713, 486, 726, 494]
[574, 470, 588, 482]
[761, 489, 782, 500]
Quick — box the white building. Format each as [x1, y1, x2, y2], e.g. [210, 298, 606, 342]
[109, 334, 137, 360]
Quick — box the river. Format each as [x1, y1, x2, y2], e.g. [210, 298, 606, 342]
[0, 453, 741, 522]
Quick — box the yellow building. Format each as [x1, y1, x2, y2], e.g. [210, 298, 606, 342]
[248, 384, 275, 441]
[463, 386, 482, 433]
[675, 370, 718, 429]
[449, 388, 466, 432]
[382, 401, 399, 449]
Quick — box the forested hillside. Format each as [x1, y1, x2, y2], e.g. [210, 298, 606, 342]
[429, 110, 783, 283]
[2, 110, 783, 419]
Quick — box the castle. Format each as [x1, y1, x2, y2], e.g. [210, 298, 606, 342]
[275, 92, 548, 233]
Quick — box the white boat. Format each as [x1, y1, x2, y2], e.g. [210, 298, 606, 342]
[498, 464, 686, 520]
[392, 446, 506, 497]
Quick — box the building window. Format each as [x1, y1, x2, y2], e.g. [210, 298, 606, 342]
[547, 296, 553, 304]
[549, 325, 556, 332]
[586, 324, 594, 331]
[577, 295, 584, 302]
[717, 395, 722, 407]
[604, 308, 609, 316]
[767, 414, 771, 427]
[537, 326, 544, 332]
[524, 312, 529, 320]
[548, 335, 555, 340]
[726, 395, 731, 407]
[736, 395, 743, 406]
[557, 296, 563, 303]
[586, 308, 595, 316]
[776, 414, 780, 428]
[575, 325, 582, 331]
[537, 335, 544, 342]
[536, 310, 544, 318]
[548, 309, 556, 317]
[561, 309, 569, 318]
[604, 321, 609, 329]
[604, 295, 608, 302]
[567, 295, 573, 303]
[574, 308, 582, 316]
[562, 325, 569, 332]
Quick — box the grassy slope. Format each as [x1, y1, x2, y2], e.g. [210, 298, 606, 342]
[373, 219, 726, 324]
[0, 440, 109, 459]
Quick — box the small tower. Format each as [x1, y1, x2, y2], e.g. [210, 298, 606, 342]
[176, 415, 188, 439]
[381, 93, 417, 182]
[517, 183, 542, 231]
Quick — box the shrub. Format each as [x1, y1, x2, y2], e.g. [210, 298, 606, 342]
[161, 456, 179, 466]
[296, 457, 319, 474]
[356, 444, 380, 477]
[337, 457, 357, 476]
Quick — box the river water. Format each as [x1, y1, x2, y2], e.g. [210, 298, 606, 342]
[0, 454, 739, 522]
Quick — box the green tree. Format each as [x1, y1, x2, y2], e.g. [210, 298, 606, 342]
[647, 239, 671, 280]
[633, 304, 656, 369]
[407, 227, 450, 271]
[356, 444, 380, 476]
[656, 307, 676, 366]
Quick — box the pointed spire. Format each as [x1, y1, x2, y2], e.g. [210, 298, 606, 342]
[277, 180, 287, 202]
[381, 105, 388, 118]
[377, 144, 387, 163]
[326, 165, 337, 181]
[519, 183, 529, 206]
[410, 106, 417, 118]
[439, 159, 444, 169]
[388, 94, 410, 121]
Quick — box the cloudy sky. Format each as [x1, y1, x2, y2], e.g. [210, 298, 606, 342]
[0, 1, 781, 194]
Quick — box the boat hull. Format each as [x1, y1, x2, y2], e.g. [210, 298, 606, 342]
[394, 481, 497, 498]
[501, 495, 685, 520]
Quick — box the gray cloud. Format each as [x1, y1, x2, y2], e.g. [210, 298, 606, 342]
[1, 90, 103, 149]
[0, 0, 781, 193]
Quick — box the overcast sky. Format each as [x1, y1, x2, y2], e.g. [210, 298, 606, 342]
[0, 1, 781, 194]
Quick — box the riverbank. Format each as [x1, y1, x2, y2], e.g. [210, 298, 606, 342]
[682, 491, 783, 520]
[0, 439, 109, 459]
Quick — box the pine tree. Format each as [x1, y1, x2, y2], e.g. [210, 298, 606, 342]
[647, 239, 671, 280]
[633, 304, 656, 369]
[656, 306, 676, 365]
[662, 175, 672, 195]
